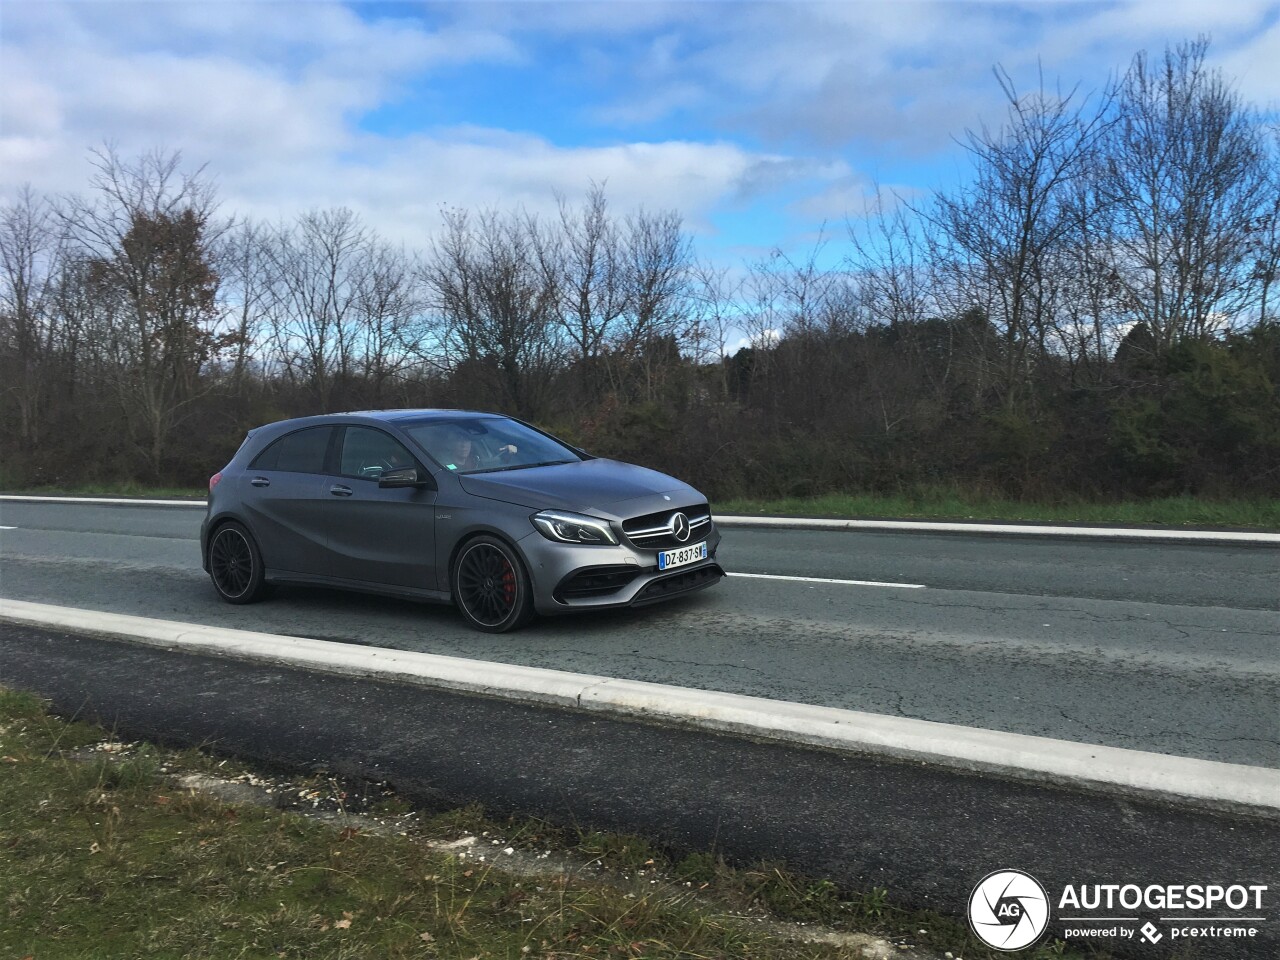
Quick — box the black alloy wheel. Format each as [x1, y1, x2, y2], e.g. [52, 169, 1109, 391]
[208, 521, 268, 604]
[452, 535, 534, 632]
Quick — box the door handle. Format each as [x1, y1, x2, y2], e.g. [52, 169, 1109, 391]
[329, 484, 353, 497]
[250, 477, 270, 487]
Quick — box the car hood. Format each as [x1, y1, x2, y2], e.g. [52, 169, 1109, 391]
[458, 458, 703, 519]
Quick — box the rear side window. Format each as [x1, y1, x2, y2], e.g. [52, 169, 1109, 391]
[250, 426, 333, 474]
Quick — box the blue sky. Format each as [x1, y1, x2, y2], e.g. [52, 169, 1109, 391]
[3, 1, 1278, 269]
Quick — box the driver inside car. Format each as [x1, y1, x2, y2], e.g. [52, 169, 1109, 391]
[441, 430, 518, 470]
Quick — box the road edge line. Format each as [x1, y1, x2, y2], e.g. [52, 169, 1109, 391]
[0, 495, 202, 506]
[715, 515, 1280, 543]
[3, 597, 1277, 817]
[4, 494, 1278, 542]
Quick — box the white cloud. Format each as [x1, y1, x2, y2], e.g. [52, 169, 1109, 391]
[1218, 18, 1280, 106]
[553, 1, 1280, 156]
[7, 0, 1276, 274]
[575, 1, 1037, 153]
[725, 329, 781, 356]
[1, 1, 844, 257]
[789, 175, 878, 223]
[223, 130, 836, 251]
[590, 81, 706, 127]
[0, 1, 521, 198]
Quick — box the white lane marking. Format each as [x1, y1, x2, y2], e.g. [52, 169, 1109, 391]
[727, 571, 924, 589]
[717, 515, 1280, 543]
[0, 495, 201, 506]
[0, 526, 15, 530]
[1, 597, 1277, 813]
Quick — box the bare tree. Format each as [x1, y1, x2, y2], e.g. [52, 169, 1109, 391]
[353, 239, 430, 407]
[0, 187, 64, 448]
[925, 66, 1114, 408]
[754, 229, 851, 341]
[847, 188, 935, 332]
[264, 207, 369, 410]
[422, 207, 564, 416]
[846, 189, 963, 408]
[686, 258, 742, 393]
[741, 231, 867, 425]
[60, 147, 226, 475]
[1096, 38, 1269, 355]
[614, 207, 693, 400]
[1248, 126, 1280, 328]
[216, 219, 272, 392]
[1052, 171, 1130, 385]
[545, 184, 628, 401]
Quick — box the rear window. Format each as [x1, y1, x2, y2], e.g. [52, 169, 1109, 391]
[250, 426, 333, 474]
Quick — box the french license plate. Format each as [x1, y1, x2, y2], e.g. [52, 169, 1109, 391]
[658, 541, 708, 571]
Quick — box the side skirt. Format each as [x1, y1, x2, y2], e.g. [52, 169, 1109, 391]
[263, 570, 452, 605]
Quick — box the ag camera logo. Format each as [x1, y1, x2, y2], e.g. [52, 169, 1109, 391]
[969, 869, 1051, 951]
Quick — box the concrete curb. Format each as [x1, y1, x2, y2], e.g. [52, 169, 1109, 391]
[3, 597, 1277, 816]
[4, 495, 1278, 542]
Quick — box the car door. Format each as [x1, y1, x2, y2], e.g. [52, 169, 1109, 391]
[239, 425, 336, 577]
[323, 425, 439, 591]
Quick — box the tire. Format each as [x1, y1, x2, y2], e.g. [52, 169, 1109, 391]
[451, 535, 535, 633]
[207, 521, 269, 604]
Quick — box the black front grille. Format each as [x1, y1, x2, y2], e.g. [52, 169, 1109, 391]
[632, 563, 723, 605]
[622, 505, 713, 550]
[555, 565, 641, 602]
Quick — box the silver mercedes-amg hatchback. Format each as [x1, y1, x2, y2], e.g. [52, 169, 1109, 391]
[201, 410, 723, 632]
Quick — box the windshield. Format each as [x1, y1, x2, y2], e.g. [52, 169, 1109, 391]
[402, 418, 582, 474]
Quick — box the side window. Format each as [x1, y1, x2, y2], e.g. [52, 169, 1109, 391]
[340, 426, 416, 480]
[250, 426, 333, 474]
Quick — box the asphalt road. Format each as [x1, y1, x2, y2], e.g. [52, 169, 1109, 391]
[1, 500, 1277, 767]
[2, 624, 1275, 960]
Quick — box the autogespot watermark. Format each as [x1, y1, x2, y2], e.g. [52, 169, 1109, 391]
[968, 870, 1269, 952]
[969, 870, 1051, 951]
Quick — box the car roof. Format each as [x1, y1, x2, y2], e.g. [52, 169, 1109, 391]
[257, 409, 502, 430]
[242, 409, 507, 446]
[339, 408, 498, 422]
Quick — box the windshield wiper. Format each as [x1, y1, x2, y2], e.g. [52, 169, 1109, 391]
[470, 459, 576, 474]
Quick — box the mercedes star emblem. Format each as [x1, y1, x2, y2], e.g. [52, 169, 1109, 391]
[670, 512, 691, 542]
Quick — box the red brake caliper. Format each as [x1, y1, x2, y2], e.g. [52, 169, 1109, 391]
[501, 558, 516, 606]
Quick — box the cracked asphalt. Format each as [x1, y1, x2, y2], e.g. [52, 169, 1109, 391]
[1, 500, 1277, 767]
[4, 623, 1277, 960]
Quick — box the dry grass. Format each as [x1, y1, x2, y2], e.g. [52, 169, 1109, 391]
[0, 688, 1097, 960]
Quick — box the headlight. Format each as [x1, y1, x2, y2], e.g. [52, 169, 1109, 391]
[532, 510, 618, 545]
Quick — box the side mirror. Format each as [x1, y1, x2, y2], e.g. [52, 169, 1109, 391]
[378, 467, 431, 489]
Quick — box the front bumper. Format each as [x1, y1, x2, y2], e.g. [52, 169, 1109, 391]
[520, 524, 723, 616]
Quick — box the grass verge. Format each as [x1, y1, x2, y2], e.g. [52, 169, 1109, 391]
[714, 489, 1280, 530]
[0, 687, 1102, 960]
